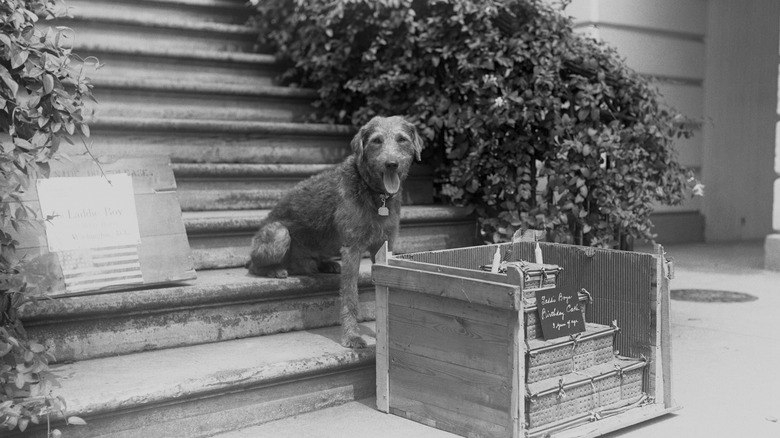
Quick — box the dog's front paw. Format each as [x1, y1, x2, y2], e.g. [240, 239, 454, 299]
[268, 268, 288, 278]
[248, 264, 289, 278]
[341, 334, 368, 349]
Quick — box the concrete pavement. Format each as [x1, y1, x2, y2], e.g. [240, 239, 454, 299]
[228, 241, 780, 438]
[604, 241, 780, 438]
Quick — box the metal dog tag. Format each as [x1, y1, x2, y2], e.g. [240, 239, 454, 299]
[378, 194, 390, 216]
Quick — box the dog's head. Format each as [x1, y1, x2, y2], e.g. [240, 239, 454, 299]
[350, 116, 423, 195]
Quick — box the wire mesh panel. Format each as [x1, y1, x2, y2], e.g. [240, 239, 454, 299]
[398, 242, 655, 361]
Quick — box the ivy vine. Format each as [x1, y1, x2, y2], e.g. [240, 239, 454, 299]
[251, 0, 702, 248]
[0, 0, 95, 434]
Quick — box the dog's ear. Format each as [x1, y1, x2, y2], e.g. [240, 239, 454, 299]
[405, 119, 424, 161]
[350, 124, 367, 162]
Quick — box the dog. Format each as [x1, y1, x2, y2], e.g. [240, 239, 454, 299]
[247, 116, 422, 348]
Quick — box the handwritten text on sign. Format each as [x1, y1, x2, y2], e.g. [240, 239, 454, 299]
[37, 174, 142, 252]
[535, 289, 586, 340]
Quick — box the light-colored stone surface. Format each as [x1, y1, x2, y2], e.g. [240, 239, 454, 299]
[51, 322, 376, 416]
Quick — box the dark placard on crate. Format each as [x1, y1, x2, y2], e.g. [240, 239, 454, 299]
[535, 288, 586, 340]
[11, 155, 196, 296]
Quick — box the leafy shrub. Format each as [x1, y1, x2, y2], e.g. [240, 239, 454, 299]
[251, 0, 700, 248]
[0, 0, 93, 433]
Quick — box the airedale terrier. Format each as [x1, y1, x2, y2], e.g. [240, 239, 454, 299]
[247, 116, 423, 348]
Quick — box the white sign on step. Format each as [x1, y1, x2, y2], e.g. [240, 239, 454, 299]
[37, 174, 142, 251]
[37, 174, 144, 293]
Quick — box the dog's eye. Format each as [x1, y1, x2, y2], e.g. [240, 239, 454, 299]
[396, 136, 409, 144]
[370, 136, 383, 145]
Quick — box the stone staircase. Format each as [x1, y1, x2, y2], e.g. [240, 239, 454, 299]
[11, 0, 476, 436]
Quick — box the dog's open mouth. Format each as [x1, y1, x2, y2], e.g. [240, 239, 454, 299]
[382, 171, 401, 194]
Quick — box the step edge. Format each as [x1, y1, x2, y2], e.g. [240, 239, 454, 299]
[88, 117, 353, 136]
[89, 76, 317, 98]
[76, 0, 250, 10]
[59, 12, 258, 35]
[20, 263, 374, 322]
[50, 325, 377, 418]
[171, 163, 434, 178]
[71, 0, 248, 9]
[75, 43, 278, 65]
[182, 206, 475, 233]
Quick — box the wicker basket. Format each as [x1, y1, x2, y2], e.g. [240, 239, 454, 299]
[526, 358, 647, 429]
[481, 261, 560, 300]
[526, 324, 617, 383]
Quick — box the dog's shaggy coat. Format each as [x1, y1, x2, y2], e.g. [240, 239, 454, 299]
[247, 116, 422, 348]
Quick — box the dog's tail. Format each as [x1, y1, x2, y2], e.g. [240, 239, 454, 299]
[247, 221, 291, 277]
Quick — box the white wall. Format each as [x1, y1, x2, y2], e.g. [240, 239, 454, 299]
[703, 1, 778, 241]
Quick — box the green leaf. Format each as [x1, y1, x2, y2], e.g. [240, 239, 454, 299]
[1, 135, 14, 153]
[14, 138, 33, 150]
[15, 371, 26, 389]
[15, 206, 27, 221]
[29, 342, 45, 353]
[43, 74, 54, 94]
[67, 416, 87, 426]
[37, 161, 50, 178]
[31, 131, 48, 148]
[18, 416, 29, 432]
[0, 65, 19, 98]
[11, 49, 29, 69]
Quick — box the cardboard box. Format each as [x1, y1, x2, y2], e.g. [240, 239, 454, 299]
[10, 155, 196, 296]
[372, 241, 678, 438]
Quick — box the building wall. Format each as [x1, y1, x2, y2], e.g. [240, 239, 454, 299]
[703, 0, 778, 243]
[563, 0, 706, 244]
[565, 0, 780, 246]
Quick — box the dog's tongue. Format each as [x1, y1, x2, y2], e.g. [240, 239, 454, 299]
[383, 171, 401, 194]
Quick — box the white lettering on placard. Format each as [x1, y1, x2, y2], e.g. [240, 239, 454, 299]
[37, 174, 141, 252]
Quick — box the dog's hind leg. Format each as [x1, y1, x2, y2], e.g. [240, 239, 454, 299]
[318, 259, 341, 274]
[338, 245, 367, 348]
[247, 221, 291, 278]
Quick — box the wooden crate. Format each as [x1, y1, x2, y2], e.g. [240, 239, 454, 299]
[10, 155, 196, 296]
[372, 241, 678, 438]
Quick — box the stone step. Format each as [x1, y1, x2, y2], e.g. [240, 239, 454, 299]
[73, 44, 282, 87]
[214, 399, 460, 438]
[67, 0, 252, 26]
[64, 117, 353, 164]
[54, 2, 258, 53]
[182, 206, 477, 270]
[22, 260, 376, 362]
[5, 0, 486, 435]
[86, 77, 316, 122]
[172, 163, 435, 210]
[6, 323, 377, 438]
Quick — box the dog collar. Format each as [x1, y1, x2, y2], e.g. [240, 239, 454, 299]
[378, 193, 394, 216]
